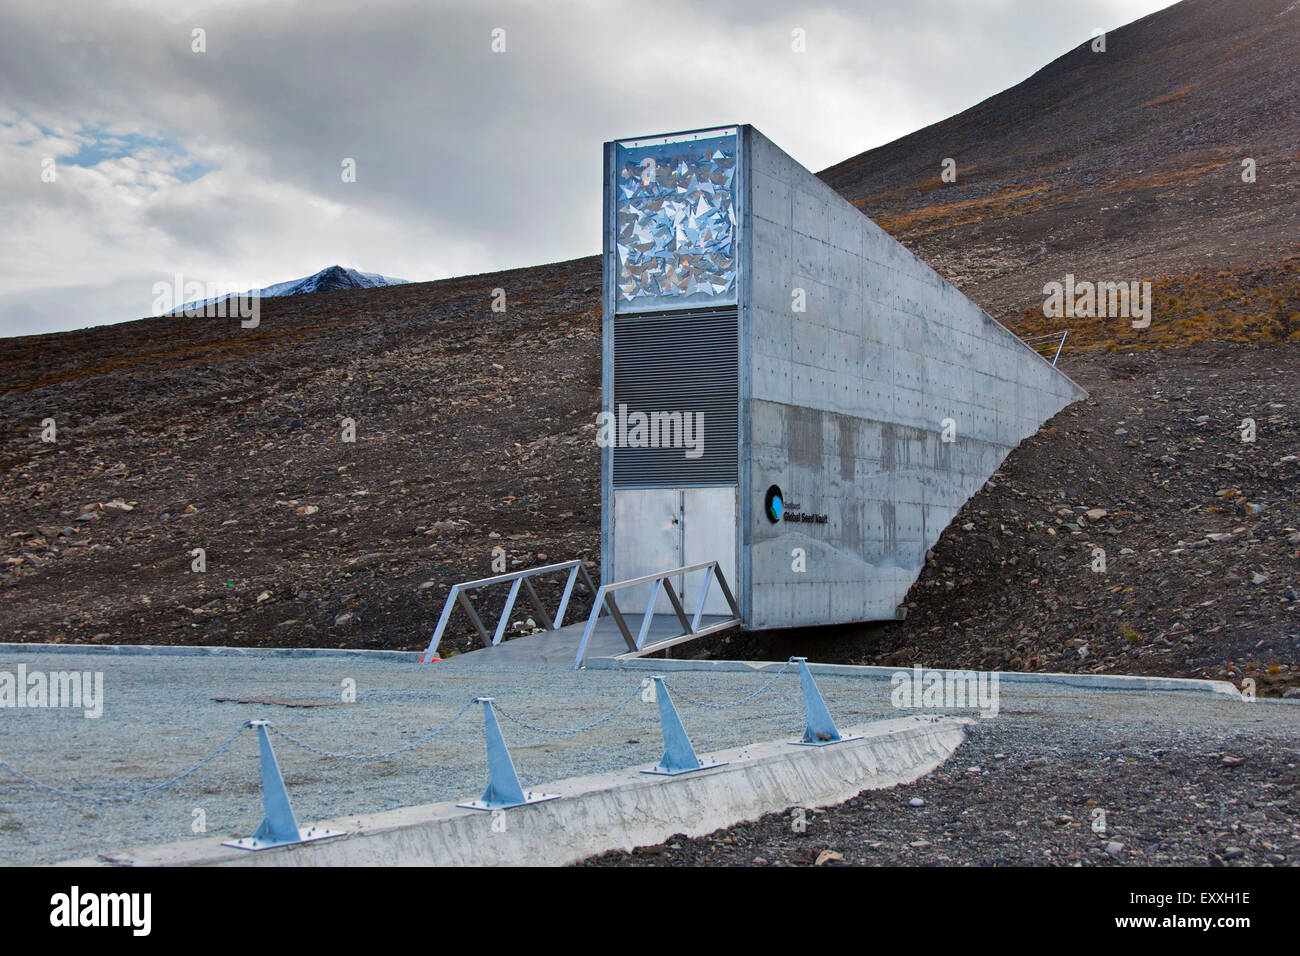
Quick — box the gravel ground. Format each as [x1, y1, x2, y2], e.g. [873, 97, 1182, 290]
[584, 696, 1300, 867]
[2, 648, 1296, 867]
[0, 649, 890, 865]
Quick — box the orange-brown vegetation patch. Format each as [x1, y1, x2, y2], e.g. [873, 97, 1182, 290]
[1007, 254, 1300, 352]
[866, 184, 1053, 239]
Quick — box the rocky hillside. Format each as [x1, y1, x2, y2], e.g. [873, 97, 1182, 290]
[819, 0, 1300, 332]
[1, 0, 1297, 694]
[0, 259, 604, 654]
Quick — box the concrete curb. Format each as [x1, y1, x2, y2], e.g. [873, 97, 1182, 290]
[66, 715, 969, 867]
[0, 643, 423, 664]
[588, 656, 1244, 698]
[0, 642, 1243, 698]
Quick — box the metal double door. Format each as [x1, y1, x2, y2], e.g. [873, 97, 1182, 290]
[612, 487, 736, 616]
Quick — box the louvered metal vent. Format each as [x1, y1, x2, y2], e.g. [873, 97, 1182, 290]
[612, 308, 739, 487]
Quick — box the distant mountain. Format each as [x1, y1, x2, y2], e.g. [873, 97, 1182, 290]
[179, 265, 408, 312]
[257, 265, 409, 298]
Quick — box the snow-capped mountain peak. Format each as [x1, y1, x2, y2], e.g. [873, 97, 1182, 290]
[176, 265, 408, 313]
[257, 265, 409, 297]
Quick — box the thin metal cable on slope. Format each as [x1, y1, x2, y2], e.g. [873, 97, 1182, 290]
[663, 657, 797, 709]
[493, 685, 644, 736]
[266, 698, 478, 759]
[0, 724, 248, 804]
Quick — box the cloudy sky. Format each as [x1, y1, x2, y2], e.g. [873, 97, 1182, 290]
[0, 0, 1176, 337]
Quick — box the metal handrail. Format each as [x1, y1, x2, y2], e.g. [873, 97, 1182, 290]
[421, 560, 599, 662]
[1020, 329, 1069, 366]
[571, 561, 742, 670]
[1051, 329, 1068, 366]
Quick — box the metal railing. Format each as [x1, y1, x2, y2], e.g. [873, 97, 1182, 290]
[420, 560, 599, 662]
[0, 656, 854, 850]
[571, 561, 742, 670]
[1019, 329, 1069, 366]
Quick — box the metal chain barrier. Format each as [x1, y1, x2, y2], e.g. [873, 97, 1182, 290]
[493, 684, 643, 736]
[0, 664, 811, 805]
[664, 657, 798, 709]
[0, 723, 248, 805]
[266, 697, 479, 760]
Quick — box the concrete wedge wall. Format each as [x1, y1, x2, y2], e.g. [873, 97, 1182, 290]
[744, 125, 1087, 626]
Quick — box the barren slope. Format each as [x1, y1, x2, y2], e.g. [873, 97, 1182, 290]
[819, 0, 1300, 326]
[1, 0, 1297, 694]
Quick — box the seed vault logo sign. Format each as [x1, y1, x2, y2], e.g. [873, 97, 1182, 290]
[764, 485, 783, 523]
[764, 485, 827, 525]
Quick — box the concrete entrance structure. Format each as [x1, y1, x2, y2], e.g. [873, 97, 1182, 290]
[602, 125, 1086, 630]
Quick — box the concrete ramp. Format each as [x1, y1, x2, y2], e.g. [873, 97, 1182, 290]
[425, 560, 743, 669]
[438, 613, 737, 668]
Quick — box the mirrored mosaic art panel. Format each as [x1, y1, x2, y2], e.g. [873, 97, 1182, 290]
[614, 131, 738, 310]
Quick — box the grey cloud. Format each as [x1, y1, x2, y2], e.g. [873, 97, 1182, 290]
[0, 0, 1174, 336]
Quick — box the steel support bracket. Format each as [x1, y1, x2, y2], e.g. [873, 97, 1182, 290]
[222, 720, 345, 851]
[789, 659, 861, 747]
[642, 677, 725, 776]
[458, 699, 559, 810]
